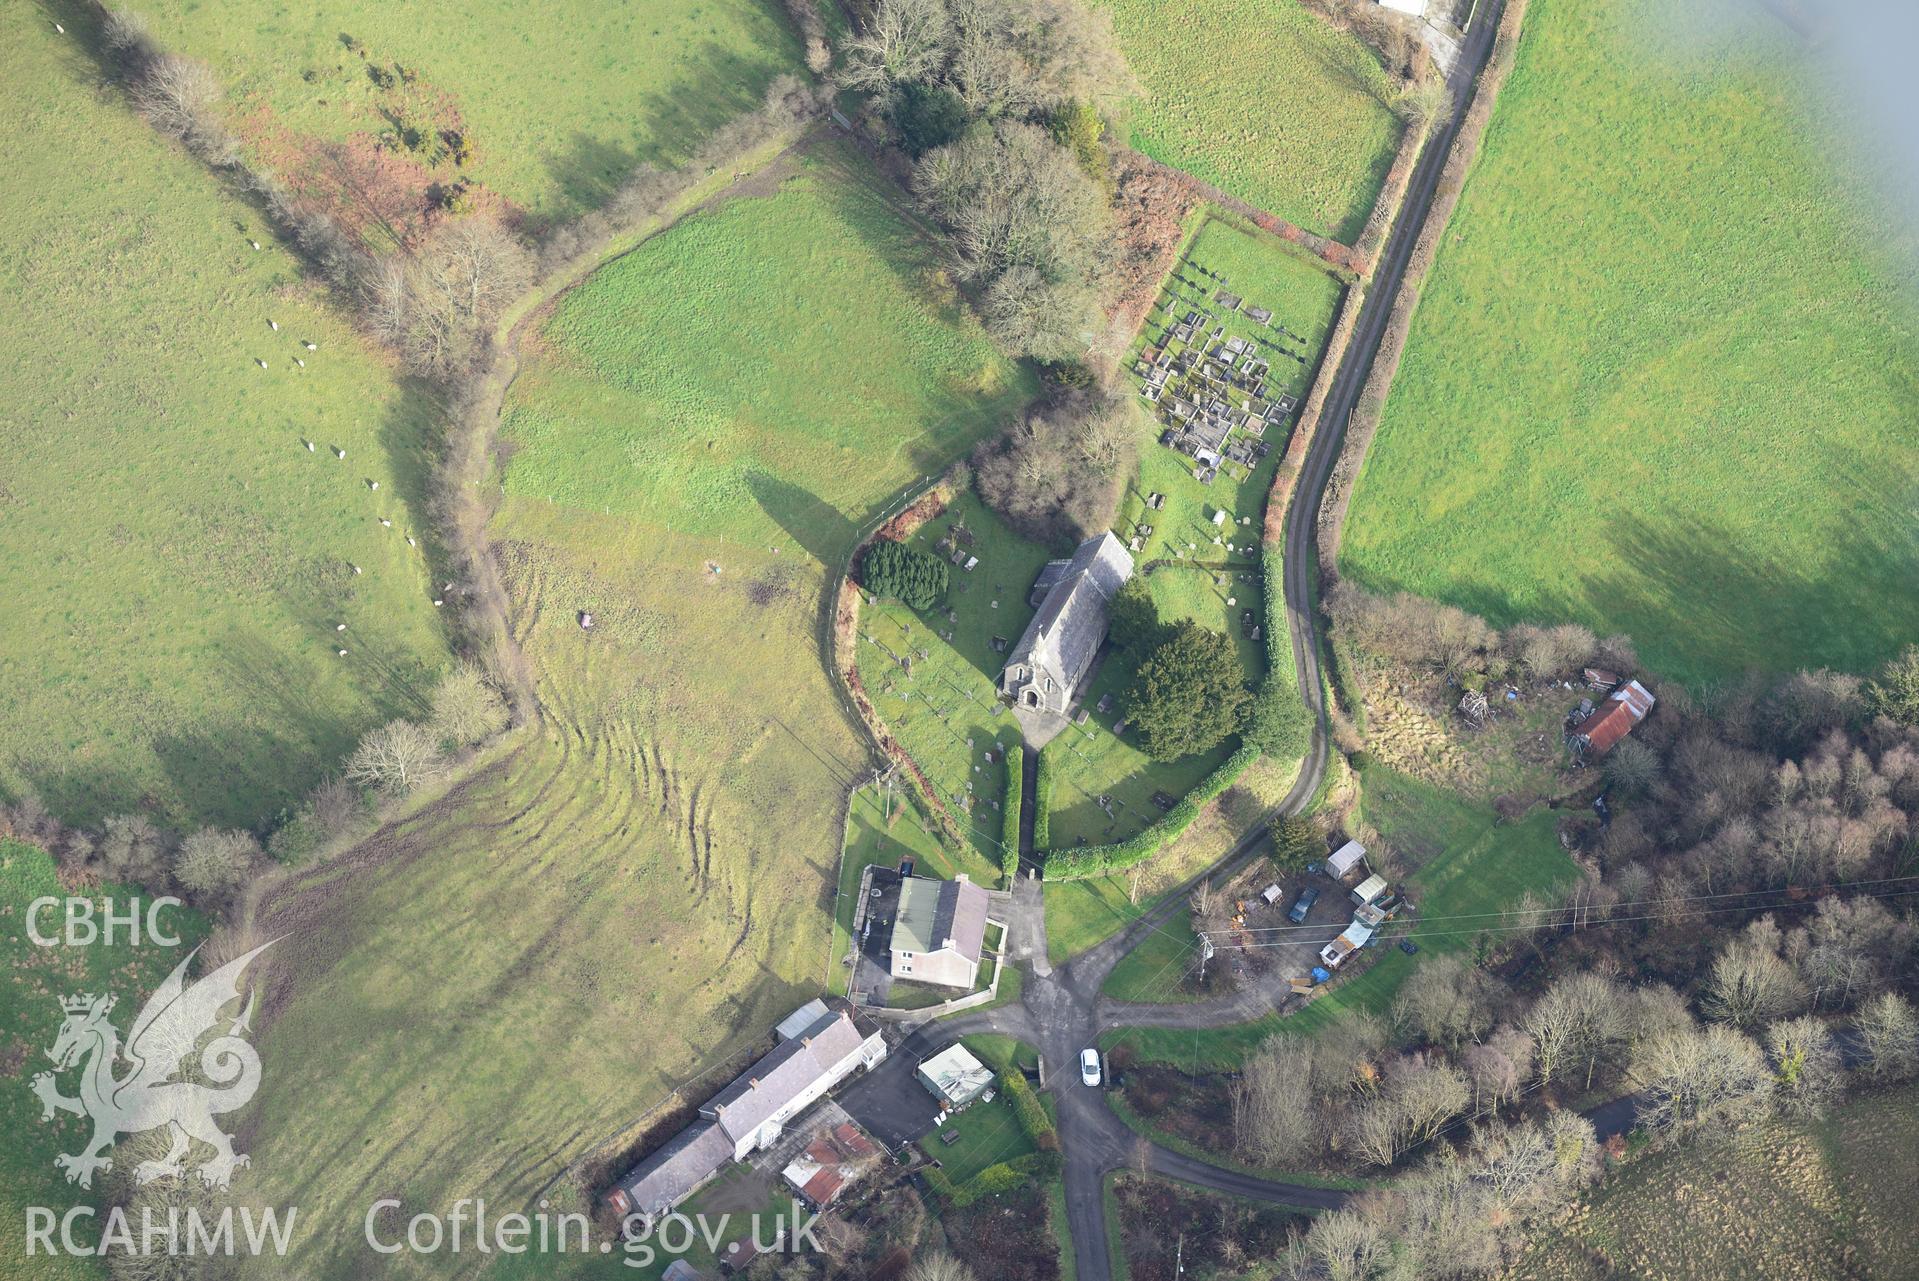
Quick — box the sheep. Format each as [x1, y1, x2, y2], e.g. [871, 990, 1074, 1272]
[334, 447, 347, 460]
[249, 239, 262, 251]
[367, 480, 379, 491]
[432, 598, 444, 607]
[294, 358, 306, 368]
[406, 536, 416, 547]
[304, 440, 316, 452]
[54, 22, 65, 33]
[268, 319, 280, 332]
[350, 564, 362, 575]
[336, 623, 347, 632]
[303, 341, 318, 352]
[337, 648, 348, 658]
[255, 359, 268, 370]
[380, 518, 392, 527]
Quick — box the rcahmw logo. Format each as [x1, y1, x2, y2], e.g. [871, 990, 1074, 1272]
[25, 940, 296, 1259]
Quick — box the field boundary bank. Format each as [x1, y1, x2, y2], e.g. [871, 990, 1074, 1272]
[1133, 155, 1366, 279]
[1314, 0, 1533, 579]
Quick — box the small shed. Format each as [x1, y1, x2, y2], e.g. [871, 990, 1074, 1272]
[1319, 920, 1376, 969]
[1259, 884, 1284, 906]
[1351, 873, 1389, 907]
[917, 1045, 995, 1110]
[1327, 840, 1367, 880]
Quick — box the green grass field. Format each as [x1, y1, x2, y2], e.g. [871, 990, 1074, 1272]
[1514, 1083, 1919, 1280]
[1097, 0, 1404, 240]
[1106, 766, 1577, 1066]
[131, 0, 801, 226]
[0, 842, 209, 1281]
[0, 23, 449, 828]
[1341, 0, 1919, 685]
[238, 143, 1033, 1279]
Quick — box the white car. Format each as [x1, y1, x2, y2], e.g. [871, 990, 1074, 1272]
[1080, 1047, 1102, 1087]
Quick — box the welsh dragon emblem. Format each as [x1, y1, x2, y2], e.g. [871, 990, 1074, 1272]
[31, 941, 274, 1191]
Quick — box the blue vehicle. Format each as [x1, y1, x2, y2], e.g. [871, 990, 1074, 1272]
[1287, 886, 1320, 924]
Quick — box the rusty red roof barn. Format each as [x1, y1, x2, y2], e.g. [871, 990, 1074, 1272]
[1570, 679, 1656, 755]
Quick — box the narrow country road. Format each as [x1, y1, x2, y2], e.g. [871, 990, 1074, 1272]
[891, 5, 1522, 1277]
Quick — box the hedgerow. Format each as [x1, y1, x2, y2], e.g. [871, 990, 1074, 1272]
[1000, 743, 1024, 883]
[1042, 741, 1260, 879]
[1000, 1070, 1059, 1150]
[1032, 745, 1056, 850]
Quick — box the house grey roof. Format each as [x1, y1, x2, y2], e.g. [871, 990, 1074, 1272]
[893, 876, 989, 962]
[1007, 532, 1134, 692]
[702, 1012, 868, 1148]
[615, 1119, 731, 1217]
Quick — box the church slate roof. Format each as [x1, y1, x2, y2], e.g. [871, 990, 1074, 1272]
[1005, 532, 1134, 697]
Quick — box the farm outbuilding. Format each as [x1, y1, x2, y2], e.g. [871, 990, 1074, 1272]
[1569, 679, 1656, 756]
[1320, 920, 1376, 969]
[917, 1044, 995, 1109]
[1351, 874, 1389, 907]
[1327, 840, 1367, 880]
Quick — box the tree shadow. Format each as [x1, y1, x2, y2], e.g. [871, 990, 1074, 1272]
[1380, 506, 1919, 688]
[537, 39, 789, 225]
[747, 469, 858, 571]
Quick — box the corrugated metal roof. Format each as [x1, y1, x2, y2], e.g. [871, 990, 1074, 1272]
[1328, 840, 1367, 877]
[775, 998, 831, 1042]
[1571, 682, 1653, 755]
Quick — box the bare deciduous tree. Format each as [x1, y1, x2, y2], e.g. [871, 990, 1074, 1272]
[835, 0, 955, 94]
[1855, 991, 1919, 1081]
[905, 1250, 975, 1281]
[127, 52, 235, 163]
[1701, 915, 1808, 1029]
[1766, 1014, 1845, 1118]
[1391, 953, 1505, 1048]
[1234, 1038, 1321, 1166]
[345, 720, 449, 794]
[1629, 1023, 1773, 1138]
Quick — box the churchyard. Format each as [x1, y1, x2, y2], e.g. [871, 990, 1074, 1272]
[857, 216, 1340, 865]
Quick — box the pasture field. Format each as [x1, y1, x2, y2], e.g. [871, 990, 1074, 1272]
[127, 0, 801, 226]
[0, 23, 448, 828]
[1513, 1082, 1919, 1280]
[1341, 0, 1919, 685]
[1105, 767, 1577, 1067]
[0, 841, 208, 1281]
[239, 143, 1030, 1279]
[1097, 0, 1403, 241]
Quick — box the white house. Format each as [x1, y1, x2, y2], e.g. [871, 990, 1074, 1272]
[703, 1009, 887, 1160]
